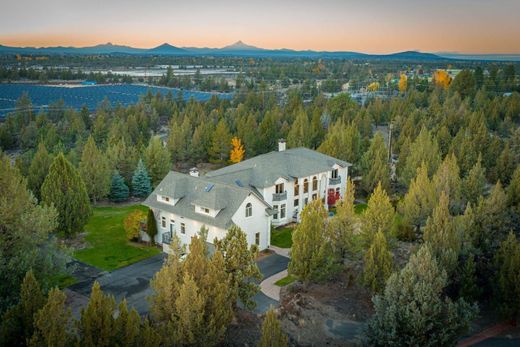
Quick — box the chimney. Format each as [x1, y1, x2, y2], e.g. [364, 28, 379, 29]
[278, 139, 286, 152]
[189, 167, 199, 177]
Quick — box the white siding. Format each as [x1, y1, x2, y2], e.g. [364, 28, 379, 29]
[231, 194, 271, 250]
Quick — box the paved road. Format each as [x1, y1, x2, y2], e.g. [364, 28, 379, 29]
[68, 252, 290, 315]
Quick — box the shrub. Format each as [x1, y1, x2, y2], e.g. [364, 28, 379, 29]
[124, 210, 145, 241]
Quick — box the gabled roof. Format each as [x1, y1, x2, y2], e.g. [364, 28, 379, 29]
[143, 171, 269, 230]
[205, 147, 351, 188]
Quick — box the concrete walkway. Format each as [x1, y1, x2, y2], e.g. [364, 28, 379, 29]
[259, 246, 291, 301]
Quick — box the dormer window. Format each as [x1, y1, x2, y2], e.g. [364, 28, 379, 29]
[331, 169, 339, 179]
[246, 202, 252, 217]
[203, 207, 210, 214]
[162, 196, 170, 202]
[275, 183, 284, 194]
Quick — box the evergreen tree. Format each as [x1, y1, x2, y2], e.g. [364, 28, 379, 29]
[318, 121, 362, 167]
[41, 153, 91, 236]
[258, 307, 288, 347]
[171, 273, 205, 345]
[106, 138, 138, 186]
[432, 153, 462, 213]
[79, 135, 111, 202]
[462, 155, 486, 207]
[215, 225, 262, 310]
[494, 232, 520, 319]
[29, 288, 72, 347]
[360, 132, 390, 193]
[363, 230, 393, 293]
[146, 208, 158, 244]
[144, 135, 171, 186]
[114, 299, 140, 347]
[109, 171, 129, 202]
[362, 182, 395, 245]
[287, 107, 311, 148]
[366, 245, 478, 346]
[27, 142, 53, 200]
[131, 159, 152, 197]
[328, 178, 356, 259]
[210, 118, 232, 162]
[289, 200, 336, 282]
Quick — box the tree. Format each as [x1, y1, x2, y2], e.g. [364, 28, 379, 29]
[362, 182, 395, 245]
[398, 73, 408, 93]
[146, 209, 158, 244]
[289, 200, 336, 282]
[109, 171, 129, 202]
[29, 288, 72, 347]
[287, 108, 311, 148]
[366, 245, 478, 347]
[79, 135, 111, 202]
[124, 210, 145, 241]
[258, 307, 288, 347]
[494, 232, 520, 319]
[450, 69, 476, 99]
[210, 118, 232, 162]
[230, 136, 245, 163]
[172, 273, 205, 345]
[77, 281, 116, 347]
[360, 132, 389, 193]
[363, 230, 393, 293]
[27, 142, 53, 200]
[131, 159, 152, 197]
[114, 299, 141, 347]
[328, 178, 356, 259]
[41, 153, 91, 236]
[462, 155, 486, 207]
[399, 127, 441, 186]
[215, 225, 262, 310]
[106, 138, 138, 186]
[432, 153, 462, 213]
[433, 69, 452, 89]
[144, 135, 171, 187]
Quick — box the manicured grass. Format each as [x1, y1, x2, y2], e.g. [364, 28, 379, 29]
[275, 274, 297, 287]
[271, 226, 294, 248]
[51, 273, 78, 289]
[354, 203, 368, 215]
[74, 205, 160, 271]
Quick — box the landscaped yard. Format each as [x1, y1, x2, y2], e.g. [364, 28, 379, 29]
[271, 226, 294, 248]
[74, 205, 161, 271]
[354, 203, 368, 214]
[275, 274, 297, 287]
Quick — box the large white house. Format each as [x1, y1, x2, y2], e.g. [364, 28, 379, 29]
[143, 140, 351, 252]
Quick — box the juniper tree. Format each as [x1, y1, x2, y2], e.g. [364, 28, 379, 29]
[362, 182, 395, 245]
[328, 178, 356, 259]
[494, 232, 520, 319]
[114, 299, 141, 347]
[462, 155, 486, 207]
[131, 159, 152, 197]
[360, 132, 390, 193]
[362, 230, 393, 294]
[144, 135, 171, 186]
[41, 153, 91, 236]
[432, 153, 462, 213]
[171, 273, 205, 345]
[366, 245, 478, 347]
[210, 118, 232, 162]
[146, 208, 158, 244]
[79, 135, 111, 202]
[109, 171, 129, 202]
[27, 142, 53, 200]
[106, 138, 138, 186]
[258, 307, 288, 347]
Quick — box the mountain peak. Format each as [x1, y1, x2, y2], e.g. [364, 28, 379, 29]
[222, 40, 262, 51]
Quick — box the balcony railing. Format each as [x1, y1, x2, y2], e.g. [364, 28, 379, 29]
[329, 176, 341, 185]
[272, 191, 287, 201]
[162, 232, 172, 245]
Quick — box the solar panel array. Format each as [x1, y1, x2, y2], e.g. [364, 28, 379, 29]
[0, 83, 233, 116]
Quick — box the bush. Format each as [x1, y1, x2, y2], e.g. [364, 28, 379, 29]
[146, 209, 158, 244]
[123, 210, 145, 241]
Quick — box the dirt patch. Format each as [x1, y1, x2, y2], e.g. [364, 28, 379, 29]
[257, 249, 275, 260]
[223, 309, 263, 347]
[61, 232, 89, 250]
[278, 267, 373, 346]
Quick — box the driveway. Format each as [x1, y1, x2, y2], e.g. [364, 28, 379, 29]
[67, 252, 290, 315]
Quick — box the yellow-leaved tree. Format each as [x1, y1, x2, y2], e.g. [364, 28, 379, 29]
[398, 73, 408, 93]
[230, 137, 245, 163]
[433, 70, 452, 89]
[368, 82, 380, 92]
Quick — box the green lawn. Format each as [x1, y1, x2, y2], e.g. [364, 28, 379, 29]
[275, 274, 297, 287]
[74, 205, 160, 271]
[354, 203, 368, 214]
[271, 226, 294, 248]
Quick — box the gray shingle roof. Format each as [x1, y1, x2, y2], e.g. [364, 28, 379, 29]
[143, 172, 267, 230]
[205, 147, 351, 188]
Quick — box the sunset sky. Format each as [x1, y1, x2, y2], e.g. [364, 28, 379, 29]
[1, 0, 519, 54]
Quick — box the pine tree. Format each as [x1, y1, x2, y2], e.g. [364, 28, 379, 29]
[507, 165, 520, 214]
[144, 135, 171, 187]
[362, 182, 395, 245]
[29, 288, 72, 347]
[139, 318, 162, 347]
[79, 135, 111, 202]
[462, 155, 486, 207]
[77, 281, 116, 347]
[109, 171, 129, 202]
[258, 307, 288, 347]
[210, 118, 232, 162]
[106, 138, 138, 186]
[363, 230, 393, 293]
[287, 107, 311, 148]
[27, 142, 53, 200]
[328, 178, 356, 259]
[432, 153, 462, 213]
[289, 200, 336, 282]
[114, 299, 140, 347]
[131, 159, 152, 197]
[361, 132, 390, 193]
[230, 136, 245, 163]
[146, 208, 158, 244]
[172, 273, 205, 345]
[41, 153, 91, 236]
[215, 225, 262, 310]
[494, 232, 520, 319]
[366, 245, 478, 346]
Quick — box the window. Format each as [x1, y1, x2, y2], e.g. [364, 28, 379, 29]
[170, 219, 175, 233]
[275, 183, 284, 194]
[280, 204, 286, 219]
[180, 223, 186, 234]
[331, 169, 339, 179]
[246, 202, 252, 217]
[161, 216, 166, 228]
[273, 205, 278, 220]
[312, 176, 318, 191]
[162, 196, 170, 202]
[294, 199, 299, 207]
[294, 179, 299, 196]
[304, 197, 308, 205]
[303, 179, 309, 193]
[312, 193, 317, 200]
[203, 207, 209, 214]
[255, 232, 260, 246]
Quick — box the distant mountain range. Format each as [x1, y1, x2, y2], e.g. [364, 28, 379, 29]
[1, 40, 514, 61]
